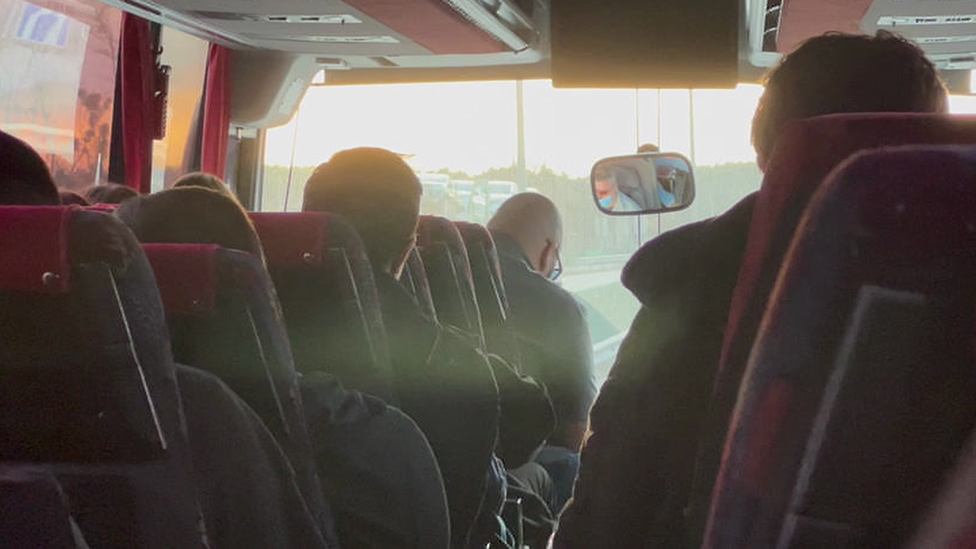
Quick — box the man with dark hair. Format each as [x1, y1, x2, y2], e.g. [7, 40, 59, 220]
[555, 31, 948, 547]
[172, 172, 240, 203]
[752, 30, 947, 168]
[0, 130, 60, 206]
[303, 147, 502, 548]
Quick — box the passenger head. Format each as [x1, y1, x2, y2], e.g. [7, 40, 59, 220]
[173, 172, 238, 203]
[0, 130, 59, 205]
[752, 30, 948, 169]
[85, 183, 139, 205]
[116, 187, 264, 263]
[488, 193, 563, 279]
[59, 190, 90, 206]
[302, 147, 422, 277]
[637, 143, 660, 154]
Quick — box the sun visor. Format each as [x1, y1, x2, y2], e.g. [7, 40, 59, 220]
[230, 50, 318, 128]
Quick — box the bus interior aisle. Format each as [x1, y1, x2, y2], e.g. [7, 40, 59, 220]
[6, 0, 976, 548]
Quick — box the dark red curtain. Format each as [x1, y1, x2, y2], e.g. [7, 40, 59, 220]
[201, 44, 231, 178]
[119, 13, 155, 193]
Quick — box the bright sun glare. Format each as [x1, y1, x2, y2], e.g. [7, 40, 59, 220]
[264, 82, 765, 176]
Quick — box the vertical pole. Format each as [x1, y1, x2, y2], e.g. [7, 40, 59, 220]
[635, 88, 643, 245]
[657, 89, 663, 238]
[656, 89, 662, 145]
[688, 88, 697, 164]
[516, 80, 527, 191]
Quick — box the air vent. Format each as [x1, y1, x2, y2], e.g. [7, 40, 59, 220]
[440, 0, 534, 51]
[917, 35, 976, 44]
[760, 0, 783, 52]
[315, 58, 350, 70]
[371, 56, 399, 67]
[194, 12, 362, 24]
[878, 14, 976, 26]
[253, 34, 401, 44]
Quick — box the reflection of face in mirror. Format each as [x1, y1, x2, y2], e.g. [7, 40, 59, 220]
[590, 153, 695, 215]
[593, 166, 642, 212]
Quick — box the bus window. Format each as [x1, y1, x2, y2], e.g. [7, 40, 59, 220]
[149, 26, 208, 192]
[260, 81, 765, 383]
[0, 0, 121, 191]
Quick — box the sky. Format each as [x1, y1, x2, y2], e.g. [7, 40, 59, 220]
[265, 80, 976, 177]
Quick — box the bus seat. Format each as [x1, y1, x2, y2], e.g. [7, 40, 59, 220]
[142, 243, 331, 530]
[249, 211, 396, 404]
[455, 221, 521, 366]
[417, 215, 484, 347]
[401, 246, 439, 322]
[86, 203, 119, 213]
[704, 146, 976, 548]
[909, 422, 976, 548]
[0, 206, 207, 547]
[690, 113, 976, 536]
[0, 469, 87, 548]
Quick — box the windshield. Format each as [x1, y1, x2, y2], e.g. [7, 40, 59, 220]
[259, 81, 765, 383]
[259, 81, 770, 382]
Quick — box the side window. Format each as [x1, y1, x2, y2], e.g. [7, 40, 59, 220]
[150, 26, 208, 192]
[0, 0, 122, 191]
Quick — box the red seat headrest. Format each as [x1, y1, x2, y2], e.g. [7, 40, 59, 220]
[249, 212, 329, 268]
[86, 203, 119, 213]
[143, 244, 220, 315]
[722, 113, 976, 371]
[0, 206, 74, 293]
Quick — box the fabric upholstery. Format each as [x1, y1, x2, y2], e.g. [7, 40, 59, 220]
[0, 207, 206, 547]
[417, 215, 484, 346]
[250, 211, 396, 403]
[0, 206, 72, 293]
[705, 146, 976, 548]
[144, 243, 218, 314]
[691, 114, 976, 539]
[143, 243, 333, 534]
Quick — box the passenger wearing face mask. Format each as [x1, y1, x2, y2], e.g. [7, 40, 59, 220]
[488, 193, 596, 512]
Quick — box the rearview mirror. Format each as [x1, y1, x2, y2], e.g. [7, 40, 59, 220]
[590, 153, 695, 215]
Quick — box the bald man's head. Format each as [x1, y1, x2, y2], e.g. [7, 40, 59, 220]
[488, 192, 563, 277]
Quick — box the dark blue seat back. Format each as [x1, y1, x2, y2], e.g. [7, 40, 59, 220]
[455, 221, 520, 365]
[0, 469, 86, 548]
[0, 206, 206, 548]
[401, 247, 439, 322]
[250, 212, 396, 403]
[704, 147, 976, 547]
[417, 215, 484, 348]
[143, 243, 331, 529]
[691, 114, 976, 540]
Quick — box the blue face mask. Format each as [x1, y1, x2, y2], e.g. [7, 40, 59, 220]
[599, 195, 615, 209]
[658, 186, 676, 207]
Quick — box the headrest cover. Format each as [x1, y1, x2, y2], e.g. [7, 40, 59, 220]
[418, 215, 464, 248]
[0, 206, 73, 293]
[722, 113, 976, 370]
[143, 244, 220, 315]
[87, 203, 119, 212]
[250, 212, 329, 268]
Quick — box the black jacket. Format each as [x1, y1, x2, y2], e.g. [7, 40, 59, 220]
[554, 194, 756, 548]
[301, 372, 450, 549]
[374, 270, 500, 548]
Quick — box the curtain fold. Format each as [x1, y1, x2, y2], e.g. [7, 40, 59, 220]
[201, 44, 232, 178]
[119, 13, 155, 193]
